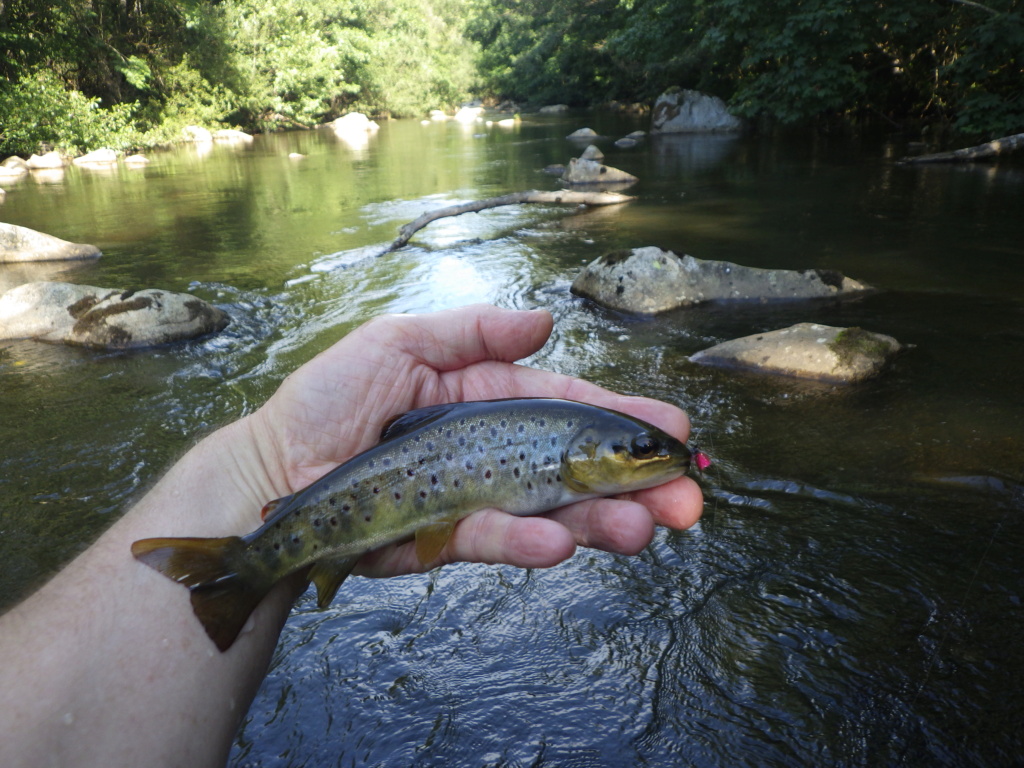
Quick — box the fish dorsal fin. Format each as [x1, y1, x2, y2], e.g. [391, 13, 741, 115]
[379, 403, 459, 442]
[308, 554, 360, 609]
[414, 519, 458, 565]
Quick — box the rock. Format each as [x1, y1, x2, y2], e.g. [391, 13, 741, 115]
[580, 144, 604, 161]
[540, 104, 570, 114]
[614, 137, 638, 148]
[454, 106, 484, 123]
[570, 247, 871, 313]
[73, 148, 118, 166]
[651, 88, 742, 133]
[567, 127, 599, 139]
[0, 223, 101, 263]
[182, 125, 213, 142]
[429, 109, 448, 121]
[213, 129, 254, 144]
[541, 164, 566, 175]
[27, 151, 64, 170]
[0, 282, 230, 350]
[2, 156, 30, 171]
[124, 154, 150, 165]
[626, 130, 646, 139]
[0, 188, 5, 202]
[561, 157, 638, 185]
[0, 166, 27, 183]
[330, 112, 380, 133]
[689, 323, 901, 383]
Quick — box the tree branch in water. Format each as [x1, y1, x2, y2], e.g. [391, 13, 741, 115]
[898, 133, 1024, 164]
[382, 189, 636, 254]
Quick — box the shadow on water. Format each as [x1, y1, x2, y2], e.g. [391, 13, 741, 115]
[2, 118, 1023, 766]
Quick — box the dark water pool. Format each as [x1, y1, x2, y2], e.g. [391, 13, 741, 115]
[1, 114, 1022, 766]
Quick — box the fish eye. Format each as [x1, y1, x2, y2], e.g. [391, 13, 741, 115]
[631, 435, 659, 458]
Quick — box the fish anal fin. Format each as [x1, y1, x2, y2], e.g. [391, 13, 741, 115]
[415, 520, 457, 566]
[309, 555, 360, 609]
[131, 536, 272, 652]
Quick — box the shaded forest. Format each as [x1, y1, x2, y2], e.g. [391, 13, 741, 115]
[0, 0, 1021, 156]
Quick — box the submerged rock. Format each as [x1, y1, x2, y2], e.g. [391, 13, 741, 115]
[690, 323, 901, 383]
[571, 247, 871, 313]
[182, 125, 213, 142]
[539, 104, 569, 114]
[0, 223, 101, 263]
[580, 144, 605, 161]
[651, 88, 742, 133]
[0, 281, 230, 349]
[567, 127, 599, 140]
[561, 157, 638, 186]
[213, 129, 254, 144]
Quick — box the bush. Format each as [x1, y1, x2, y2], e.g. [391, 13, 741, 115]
[0, 69, 139, 156]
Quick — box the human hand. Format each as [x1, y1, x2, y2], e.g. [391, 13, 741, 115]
[244, 304, 703, 576]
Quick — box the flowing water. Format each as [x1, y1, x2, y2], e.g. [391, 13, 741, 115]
[1, 114, 1023, 766]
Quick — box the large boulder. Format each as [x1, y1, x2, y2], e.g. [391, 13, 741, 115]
[651, 88, 742, 133]
[0, 223, 101, 263]
[0, 282, 230, 349]
[689, 323, 902, 383]
[571, 247, 871, 314]
[26, 151, 65, 169]
[561, 157, 638, 186]
[72, 148, 119, 166]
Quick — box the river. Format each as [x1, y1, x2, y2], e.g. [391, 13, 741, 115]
[1, 114, 1022, 766]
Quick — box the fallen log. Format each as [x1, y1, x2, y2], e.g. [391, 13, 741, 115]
[898, 132, 1024, 164]
[382, 189, 635, 253]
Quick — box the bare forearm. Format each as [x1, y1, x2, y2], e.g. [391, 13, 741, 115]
[0, 418, 295, 768]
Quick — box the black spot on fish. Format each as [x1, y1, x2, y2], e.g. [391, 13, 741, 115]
[368, 460, 375, 469]
[373, 486, 380, 494]
[291, 535, 300, 544]
[454, 479, 460, 488]
[465, 461, 474, 470]
[273, 542, 281, 550]
[527, 482, 533, 490]
[506, 438, 513, 447]
[470, 425, 477, 434]
[519, 452, 526, 461]
[556, 473, 562, 482]
[458, 436, 466, 447]
[513, 467, 520, 478]
[431, 474, 439, 485]
[383, 458, 392, 467]
[531, 462, 538, 472]
[394, 492, 401, 500]
[566, 421, 573, 428]
[478, 419, 485, 427]
[445, 452, 453, 461]
[546, 477, 553, 484]
[418, 457, 426, 465]
[532, 438, 539, 448]
[500, 420, 507, 428]
[490, 426, 497, 437]
[329, 517, 338, 526]
[419, 490, 427, 498]
[402, 446, 410, 454]
[364, 513, 372, 522]
[407, 468, 415, 477]
[550, 436, 558, 446]
[342, 504, 351, 513]
[446, 429, 453, 438]
[329, 497, 337, 507]
[485, 469, 492, 479]
[426, 441, 435, 451]
[478, 444, 485, 454]
[539, 419, 546, 427]
[517, 424, 525, 433]
[313, 518, 322, 527]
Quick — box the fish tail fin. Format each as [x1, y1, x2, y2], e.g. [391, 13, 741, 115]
[131, 536, 272, 652]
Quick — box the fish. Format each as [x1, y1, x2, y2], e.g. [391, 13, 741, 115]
[131, 398, 692, 651]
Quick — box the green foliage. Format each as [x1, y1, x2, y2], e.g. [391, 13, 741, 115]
[0, 69, 139, 155]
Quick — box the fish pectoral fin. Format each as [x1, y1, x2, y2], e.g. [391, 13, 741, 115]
[414, 520, 458, 566]
[309, 555, 360, 609]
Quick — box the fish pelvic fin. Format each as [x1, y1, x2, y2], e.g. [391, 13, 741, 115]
[308, 555, 360, 609]
[415, 520, 458, 565]
[131, 536, 271, 652]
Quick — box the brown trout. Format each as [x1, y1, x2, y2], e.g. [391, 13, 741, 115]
[132, 398, 692, 651]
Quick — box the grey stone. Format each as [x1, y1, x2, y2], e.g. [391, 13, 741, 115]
[614, 137, 638, 148]
[73, 148, 118, 166]
[0, 281, 230, 349]
[571, 247, 871, 313]
[580, 144, 604, 161]
[651, 89, 742, 133]
[539, 104, 570, 113]
[561, 157, 638, 185]
[689, 323, 901, 383]
[26, 151, 64, 169]
[567, 127, 599, 139]
[0, 223, 101, 263]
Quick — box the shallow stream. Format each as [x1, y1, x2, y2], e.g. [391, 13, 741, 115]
[1, 114, 1022, 766]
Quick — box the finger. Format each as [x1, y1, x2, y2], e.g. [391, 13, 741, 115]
[374, 304, 555, 372]
[545, 498, 656, 556]
[354, 509, 577, 578]
[623, 476, 704, 530]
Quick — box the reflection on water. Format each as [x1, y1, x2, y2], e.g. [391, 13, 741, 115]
[2, 117, 1023, 766]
